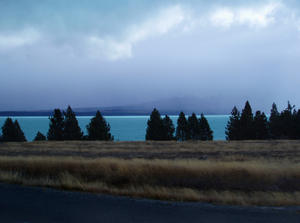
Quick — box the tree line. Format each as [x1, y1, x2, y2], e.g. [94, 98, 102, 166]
[226, 101, 300, 140]
[0, 106, 214, 142]
[0, 106, 113, 142]
[145, 108, 213, 141]
[1, 101, 300, 142]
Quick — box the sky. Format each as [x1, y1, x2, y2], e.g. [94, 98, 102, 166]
[0, 0, 300, 112]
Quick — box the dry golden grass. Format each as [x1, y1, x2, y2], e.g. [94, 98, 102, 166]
[0, 141, 300, 206]
[1, 140, 300, 162]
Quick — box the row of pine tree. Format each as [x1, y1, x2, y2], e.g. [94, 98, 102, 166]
[0, 106, 214, 142]
[226, 101, 300, 140]
[1, 101, 300, 142]
[145, 109, 213, 141]
[0, 106, 113, 142]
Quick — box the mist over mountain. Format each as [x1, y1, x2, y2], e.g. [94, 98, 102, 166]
[75, 96, 230, 115]
[0, 96, 271, 116]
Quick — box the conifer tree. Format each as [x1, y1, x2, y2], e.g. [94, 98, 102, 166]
[34, 131, 46, 141]
[47, 109, 64, 140]
[291, 108, 298, 139]
[225, 106, 241, 140]
[280, 101, 295, 139]
[1, 118, 15, 142]
[269, 103, 281, 139]
[162, 115, 175, 140]
[2, 118, 26, 142]
[87, 111, 113, 140]
[253, 111, 269, 139]
[295, 109, 300, 139]
[188, 113, 200, 140]
[146, 108, 164, 140]
[14, 120, 26, 142]
[240, 101, 255, 139]
[176, 112, 189, 141]
[199, 113, 213, 140]
[63, 106, 83, 140]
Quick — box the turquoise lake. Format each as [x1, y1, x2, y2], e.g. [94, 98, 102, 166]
[0, 115, 230, 141]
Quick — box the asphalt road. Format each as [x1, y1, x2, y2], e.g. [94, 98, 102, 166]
[0, 183, 299, 223]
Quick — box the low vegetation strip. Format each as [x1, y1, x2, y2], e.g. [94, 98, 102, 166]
[0, 153, 299, 206]
[1, 141, 300, 161]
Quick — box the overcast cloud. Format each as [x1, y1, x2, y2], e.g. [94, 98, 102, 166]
[0, 0, 300, 112]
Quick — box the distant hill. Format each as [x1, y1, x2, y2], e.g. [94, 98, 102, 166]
[0, 96, 232, 116]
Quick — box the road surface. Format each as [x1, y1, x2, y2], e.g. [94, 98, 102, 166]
[0, 183, 299, 223]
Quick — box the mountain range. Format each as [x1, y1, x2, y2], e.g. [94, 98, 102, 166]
[0, 96, 233, 116]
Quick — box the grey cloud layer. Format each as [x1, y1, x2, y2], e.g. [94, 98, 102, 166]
[0, 0, 300, 111]
[1, 0, 299, 59]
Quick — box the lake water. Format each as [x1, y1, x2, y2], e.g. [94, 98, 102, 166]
[0, 115, 230, 141]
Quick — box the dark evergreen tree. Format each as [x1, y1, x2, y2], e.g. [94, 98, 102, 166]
[291, 108, 299, 139]
[82, 135, 89, 140]
[162, 115, 175, 140]
[2, 118, 26, 142]
[2, 118, 15, 142]
[253, 111, 269, 139]
[145, 108, 164, 140]
[240, 101, 255, 139]
[188, 113, 200, 140]
[14, 120, 26, 142]
[47, 109, 64, 140]
[280, 101, 296, 139]
[225, 106, 241, 140]
[34, 131, 46, 141]
[199, 113, 213, 140]
[269, 103, 281, 139]
[87, 111, 113, 140]
[176, 112, 189, 141]
[63, 106, 83, 140]
[295, 109, 300, 139]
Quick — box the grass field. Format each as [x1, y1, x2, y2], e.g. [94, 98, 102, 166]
[0, 140, 299, 206]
